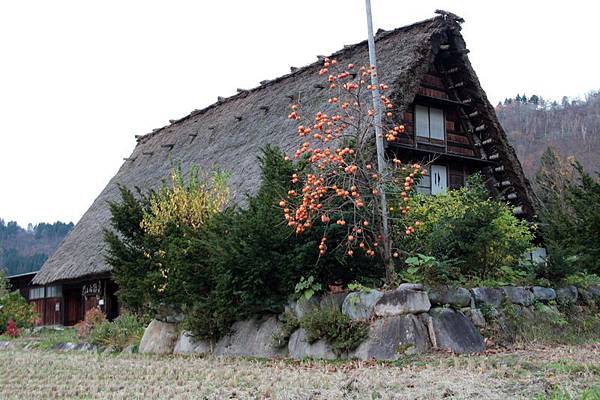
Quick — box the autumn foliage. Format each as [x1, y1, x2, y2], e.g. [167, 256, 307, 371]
[281, 58, 424, 265]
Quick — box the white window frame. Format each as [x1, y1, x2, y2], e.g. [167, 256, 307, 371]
[431, 165, 448, 195]
[29, 287, 45, 300]
[46, 285, 63, 298]
[417, 164, 448, 195]
[415, 105, 445, 141]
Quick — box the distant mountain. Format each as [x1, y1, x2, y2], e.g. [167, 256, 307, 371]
[0, 219, 73, 277]
[497, 91, 600, 178]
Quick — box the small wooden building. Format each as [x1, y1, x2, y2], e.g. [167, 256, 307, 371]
[31, 11, 536, 325]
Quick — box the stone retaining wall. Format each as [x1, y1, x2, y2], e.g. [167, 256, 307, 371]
[138, 284, 600, 360]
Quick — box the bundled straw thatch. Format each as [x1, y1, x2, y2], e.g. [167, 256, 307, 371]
[33, 12, 535, 285]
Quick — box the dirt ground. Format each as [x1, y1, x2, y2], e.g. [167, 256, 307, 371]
[0, 344, 599, 399]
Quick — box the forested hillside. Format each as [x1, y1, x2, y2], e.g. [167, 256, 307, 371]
[496, 91, 600, 177]
[0, 220, 73, 276]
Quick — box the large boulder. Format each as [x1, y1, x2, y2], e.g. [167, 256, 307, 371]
[502, 286, 534, 306]
[319, 292, 348, 311]
[471, 287, 504, 308]
[427, 286, 471, 307]
[173, 331, 212, 355]
[139, 319, 179, 354]
[588, 285, 600, 299]
[398, 283, 424, 291]
[290, 296, 321, 319]
[342, 290, 384, 320]
[427, 308, 485, 353]
[288, 329, 337, 360]
[531, 286, 556, 302]
[351, 314, 430, 360]
[556, 286, 578, 304]
[214, 316, 287, 358]
[463, 308, 486, 328]
[374, 288, 430, 317]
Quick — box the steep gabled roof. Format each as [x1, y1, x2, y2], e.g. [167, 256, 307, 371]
[33, 12, 535, 285]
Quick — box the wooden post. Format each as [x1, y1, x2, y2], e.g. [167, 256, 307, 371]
[365, 0, 394, 283]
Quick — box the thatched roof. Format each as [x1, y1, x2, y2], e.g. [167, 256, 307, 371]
[33, 12, 535, 285]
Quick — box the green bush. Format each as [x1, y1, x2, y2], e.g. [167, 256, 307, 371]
[106, 145, 385, 341]
[397, 174, 533, 285]
[0, 291, 36, 334]
[88, 314, 145, 351]
[400, 254, 454, 286]
[103, 186, 161, 315]
[300, 306, 369, 355]
[563, 271, 600, 288]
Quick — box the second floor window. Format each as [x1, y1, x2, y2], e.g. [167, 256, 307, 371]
[415, 105, 445, 141]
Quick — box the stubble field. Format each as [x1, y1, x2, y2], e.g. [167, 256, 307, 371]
[1, 344, 599, 399]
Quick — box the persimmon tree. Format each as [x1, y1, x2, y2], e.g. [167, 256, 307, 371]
[280, 58, 426, 283]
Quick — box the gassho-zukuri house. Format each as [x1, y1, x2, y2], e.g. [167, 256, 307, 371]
[30, 11, 536, 326]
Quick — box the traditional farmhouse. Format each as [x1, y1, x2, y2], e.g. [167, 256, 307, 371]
[31, 11, 536, 325]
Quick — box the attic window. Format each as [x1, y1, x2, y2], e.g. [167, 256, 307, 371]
[415, 105, 445, 141]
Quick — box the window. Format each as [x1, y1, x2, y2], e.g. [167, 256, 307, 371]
[416, 164, 448, 195]
[46, 285, 62, 298]
[29, 287, 44, 300]
[416, 166, 431, 194]
[431, 165, 448, 195]
[415, 105, 445, 140]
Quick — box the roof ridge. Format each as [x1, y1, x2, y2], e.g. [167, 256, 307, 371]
[135, 14, 453, 145]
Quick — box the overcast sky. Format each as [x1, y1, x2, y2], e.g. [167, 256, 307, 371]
[1, 0, 598, 227]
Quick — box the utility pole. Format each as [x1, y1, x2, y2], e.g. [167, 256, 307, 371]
[365, 0, 393, 283]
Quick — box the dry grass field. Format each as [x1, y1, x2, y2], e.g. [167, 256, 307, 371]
[0, 344, 599, 399]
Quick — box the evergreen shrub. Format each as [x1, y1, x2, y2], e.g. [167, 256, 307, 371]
[398, 174, 533, 285]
